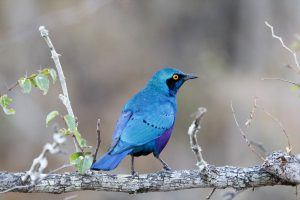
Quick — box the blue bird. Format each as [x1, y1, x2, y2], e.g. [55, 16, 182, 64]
[91, 68, 197, 174]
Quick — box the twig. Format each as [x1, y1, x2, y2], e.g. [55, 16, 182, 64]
[206, 188, 216, 199]
[0, 81, 18, 97]
[230, 102, 265, 161]
[256, 104, 292, 153]
[0, 185, 29, 194]
[244, 97, 291, 154]
[261, 77, 300, 86]
[245, 96, 258, 127]
[93, 118, 101, 164]
[7, 82, 19, 92]
[265, 21, 300, 73]
[39, 26, 79, 152]
[188, 107, 208, 169]
[27, 164, 73, 192]
[21, 133, 66, 183]
[72, 134, 84, 153]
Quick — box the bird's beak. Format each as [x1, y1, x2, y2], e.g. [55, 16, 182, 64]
[183, 74, 198, 81]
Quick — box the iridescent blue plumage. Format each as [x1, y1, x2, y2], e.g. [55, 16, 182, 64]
[91, 68, 197, 173]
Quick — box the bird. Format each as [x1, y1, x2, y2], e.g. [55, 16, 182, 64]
[91, 67, 197, 174]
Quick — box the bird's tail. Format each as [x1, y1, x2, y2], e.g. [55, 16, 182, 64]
[90, 149, 131, 171]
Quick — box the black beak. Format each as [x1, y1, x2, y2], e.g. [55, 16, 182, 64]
[183, 74, 198, 81]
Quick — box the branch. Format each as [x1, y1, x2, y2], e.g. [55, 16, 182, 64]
[265, 21, 300, 73]
[39, 26, 74, 117]
[21, 132, 66, 183]
[39, 26, 79, 152]
[0, 151, 298, 194]
[188, 107, 208, 169]
[93, 119, 101, 164]
[261, 77, 300, 87]
[230, 102, 265, 161]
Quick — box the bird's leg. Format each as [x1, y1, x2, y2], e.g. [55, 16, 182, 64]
[131, 155, 138, 177]
[156, 156, 172, 171]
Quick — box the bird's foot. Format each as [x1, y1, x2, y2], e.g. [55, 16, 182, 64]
[196, 160, 208, 171]
[163, 165, 172, 172]
[131, 170, 139, 178]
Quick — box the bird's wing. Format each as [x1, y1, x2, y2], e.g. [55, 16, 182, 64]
[111, 110, 133, 146]
[119, 106, 175, 146]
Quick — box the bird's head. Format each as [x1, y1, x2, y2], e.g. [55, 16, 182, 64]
[147, 67, 197, 96]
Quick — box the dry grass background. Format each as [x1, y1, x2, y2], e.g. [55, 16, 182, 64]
[0, 0, 300, 199]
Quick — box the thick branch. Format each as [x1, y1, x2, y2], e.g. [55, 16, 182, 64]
[0, 151, 298, 194]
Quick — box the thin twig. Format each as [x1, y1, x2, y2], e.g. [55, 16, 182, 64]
[244, 97, 291, 153]
[265, 21, 300, 73]
[245, 96, 258, 127]
[72, 134, 84, 153]
[206, 188, 216, 199]
[188, 107, 208, 169]
[39, 26, 79, 152]
[0, 81, 18, 97]
[7, 82, 19, 92]
[93, 118, 101, 164]
[261, 77, 300, 86]
[21, 133, 66, 183]
[230, 102, 265, 161]
[27, 164, 73, 192]
[256, 104, 292, 153]
[0, 185, 29, 194]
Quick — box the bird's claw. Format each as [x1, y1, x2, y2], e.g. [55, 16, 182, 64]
[197, 160, 208, 171]
[131, 171, 139, 178]
[163, 165, 172, 172]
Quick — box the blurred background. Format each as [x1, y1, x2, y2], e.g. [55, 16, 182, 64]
[0, 0, 300, 199]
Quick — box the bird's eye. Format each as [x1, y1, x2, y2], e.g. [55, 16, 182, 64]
[172, 74, 179, 80]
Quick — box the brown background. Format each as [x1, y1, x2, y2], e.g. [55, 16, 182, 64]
[0, 0, 300, 199]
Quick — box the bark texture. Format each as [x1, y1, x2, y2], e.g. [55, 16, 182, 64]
[0, 151, 298, 194]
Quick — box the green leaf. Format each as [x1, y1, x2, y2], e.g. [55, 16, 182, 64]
[290, 85, 300, 91]
[64, 115, 77, 132]
[0, 95, 12, 108]
[40, 68, 50, 75]
[58, 128, 71, 136]
[80, 138, 88, 148]
[70, 152, 93, 174]
[46, 110, 59, 127]
[3, 107, 16, 115]
[49, 68, 57, 83]
[28, 73, 38, 87]
[69, 152, 83, 165]
[80, 155, 93, 174]
[0, 95, 15, 115]
[64, 115, 88, 148]
[35, 74, 50, 95]
[18, 77, 32, 94]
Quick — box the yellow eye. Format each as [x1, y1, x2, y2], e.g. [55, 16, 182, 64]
[172, 74, 179, 80]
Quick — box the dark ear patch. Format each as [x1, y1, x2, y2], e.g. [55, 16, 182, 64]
[166, 74, 184, 91]
[166, 78, 176, 91]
